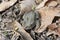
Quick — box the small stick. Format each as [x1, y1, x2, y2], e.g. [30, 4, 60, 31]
[11, 20, 33, 40]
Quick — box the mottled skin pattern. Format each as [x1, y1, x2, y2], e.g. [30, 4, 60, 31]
[20, 11, 41, 30]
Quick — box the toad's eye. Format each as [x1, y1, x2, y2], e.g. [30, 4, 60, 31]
[0, 0, 2, 3]
[3, 0, 10, 2]
[20, 0, 23, 1]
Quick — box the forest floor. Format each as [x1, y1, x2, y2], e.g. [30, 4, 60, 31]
[0, 0, 60, 40]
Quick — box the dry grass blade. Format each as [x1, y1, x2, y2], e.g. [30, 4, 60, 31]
[11, 31, 21, 40]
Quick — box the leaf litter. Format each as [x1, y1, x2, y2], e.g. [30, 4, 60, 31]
[0, 0, 60, 40]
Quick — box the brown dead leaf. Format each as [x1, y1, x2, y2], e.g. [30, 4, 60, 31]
[48, 23, 57, 30]
[35, 7, 60, 33]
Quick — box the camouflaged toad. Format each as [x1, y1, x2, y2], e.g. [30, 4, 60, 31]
[20, 11, 41, 30]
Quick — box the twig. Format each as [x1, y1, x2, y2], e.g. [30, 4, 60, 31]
[11, 20, 33, 40]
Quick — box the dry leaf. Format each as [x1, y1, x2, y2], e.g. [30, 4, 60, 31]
[36, 7, 60, 33]
[0, 0, 17, 11]
[48, 23, 57, 30]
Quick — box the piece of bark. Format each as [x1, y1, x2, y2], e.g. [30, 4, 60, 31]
[11, 20, 33, 40]
[35, 7, 60, 33]
[0, 0, 17, 12]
